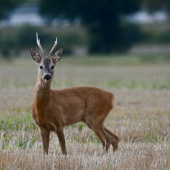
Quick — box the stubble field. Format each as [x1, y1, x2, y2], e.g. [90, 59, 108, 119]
[0, 56, 170, 169]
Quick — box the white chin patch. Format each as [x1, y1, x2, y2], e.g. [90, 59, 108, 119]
[44, 79, 50, 82]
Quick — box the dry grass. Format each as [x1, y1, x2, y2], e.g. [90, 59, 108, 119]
[0, 56, 170, 169]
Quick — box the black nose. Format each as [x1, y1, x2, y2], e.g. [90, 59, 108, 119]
[44, 75, 51, 81]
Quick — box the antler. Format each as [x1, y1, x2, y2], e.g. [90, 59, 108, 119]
[48, 37, 57, 58]
[36, 32, 45, 57]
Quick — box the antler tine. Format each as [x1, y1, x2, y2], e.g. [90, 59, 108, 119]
[36, 32, 45, 57]
[48, 37, 57, 58]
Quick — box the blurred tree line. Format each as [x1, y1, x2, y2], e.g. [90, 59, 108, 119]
[39, 0, 141, 53]
[0, 25, 87, 57]
[0, 0, 170, 57]
[0, 0, 23, 19]
[143, 0, 170, 12]
[38, 0, 170, 53]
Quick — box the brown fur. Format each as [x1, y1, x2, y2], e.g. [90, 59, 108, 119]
[31, 76, 119, 155]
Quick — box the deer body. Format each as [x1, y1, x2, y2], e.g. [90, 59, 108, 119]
[32, 86, 114, 128]
[30, 33, 119, 155]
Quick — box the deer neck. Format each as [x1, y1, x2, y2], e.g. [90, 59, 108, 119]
[33, 75, 51, 112]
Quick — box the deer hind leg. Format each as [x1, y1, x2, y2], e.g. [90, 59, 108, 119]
[103, 126, 119, 152]
[40, 128, 50, 155]
[85, 122, 111, 153]
[55, 127, 67, 155]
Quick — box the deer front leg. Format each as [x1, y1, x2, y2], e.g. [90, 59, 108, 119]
[55, 127, 67, 155]
[40, 128, 50, 155]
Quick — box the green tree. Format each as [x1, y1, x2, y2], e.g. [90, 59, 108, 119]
[0, 0, 24, 57]
[0, 0, 23, 19]
[143, 0, 170, 13]
[39, 0, 141, 53]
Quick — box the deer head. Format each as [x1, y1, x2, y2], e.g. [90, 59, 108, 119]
[30, 33, 63, 82]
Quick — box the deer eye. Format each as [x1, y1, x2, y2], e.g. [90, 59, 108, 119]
[51, 66, 54, 70]
[40, 66, 43, 70]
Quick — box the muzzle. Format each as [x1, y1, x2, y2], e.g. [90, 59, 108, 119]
[44, 75, 51, 82]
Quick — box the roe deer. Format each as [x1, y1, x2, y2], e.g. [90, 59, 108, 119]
[30, 33, 119, 155]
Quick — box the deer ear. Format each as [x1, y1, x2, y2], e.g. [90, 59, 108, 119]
[30, 47, 42, 63]
[52, 48, 63, 63]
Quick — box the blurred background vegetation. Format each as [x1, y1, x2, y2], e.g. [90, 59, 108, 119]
[0, 0, 170, 58]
